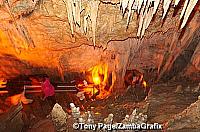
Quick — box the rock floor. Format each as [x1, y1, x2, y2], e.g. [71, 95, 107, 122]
[1, 81, 200, 131]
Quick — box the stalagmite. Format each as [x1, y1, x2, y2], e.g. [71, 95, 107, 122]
[51, 103, 67, 131]
[175, 85, 183, 94]
[153, 0, 160, 15]
[162, 0, 172, 19]
[86, 111, 94, 124]
[192, 83, 200, 93]
[180, 0, 189, 20]
[122, 115, 130, 124]
[104, 114, 114, 124]
[89, 0, 100, 47]
[180, 0, 198, 29]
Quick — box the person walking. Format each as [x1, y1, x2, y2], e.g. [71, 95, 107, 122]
[41, 76, 56, 108]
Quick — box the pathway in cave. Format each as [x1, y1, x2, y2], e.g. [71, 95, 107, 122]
[18, 81, 200, 131]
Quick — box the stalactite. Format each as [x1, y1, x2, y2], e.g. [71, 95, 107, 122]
[82, 3, 91, 35]
[153, 0, 160, 15]
[137, 7, 145, 37]
[141, 11, 148, 37]
[180, 0, 189, 20]
[65, 0, 83, 34]
[162, 0, 172, 19]
[74, 0, 81, 26]
[121, 0, 129, 15]
[131, 0, 137, 10]
[134, 0, 138, 10]
[72, 0, 76, 24]
[141, 7, 154, 37]
[143, 0, 147, 9]
[121, 0, 198, 37]
[137, 0, 143, 14]
[89, 0, 100, 47]
[145, 7, 154, 30]
[136, 0, 155, 37]
[64, 0, 74, 35]
[146, 0, 151, 9]
[83, 15, 88, 34]
[64, 0, 198, 39]
[181, 0, 198, 29]
[126, 0, 134, 26]
[174, 0, 180, 7]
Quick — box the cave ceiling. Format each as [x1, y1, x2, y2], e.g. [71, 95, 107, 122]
[0, 0, 199, 79]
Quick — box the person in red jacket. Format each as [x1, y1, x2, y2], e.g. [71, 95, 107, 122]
[41, 76, 56, 107]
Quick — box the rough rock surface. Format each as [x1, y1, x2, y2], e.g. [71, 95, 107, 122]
[50, 103, 68, 131]
[28, 119, 56, 132]
[0, 0, 199, 84]
[165, 97, 200, 130]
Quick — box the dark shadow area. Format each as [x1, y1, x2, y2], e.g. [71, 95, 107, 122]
[161, 28, 200, 82]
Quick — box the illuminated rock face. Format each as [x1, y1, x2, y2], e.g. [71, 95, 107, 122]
[0, 0, 199, 84]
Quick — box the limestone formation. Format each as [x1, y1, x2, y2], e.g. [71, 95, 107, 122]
[86, 111, 95, 124]
[192, 83, 200, 93]
[51, 103, 67, 132]
[128, 108, 147, 124]
[104, 113, 114, 124]
[0, 0, 199, 87]
[185, 86, 191, 93]
[121, 115, 130, 124]
[175, 85, 183, 94]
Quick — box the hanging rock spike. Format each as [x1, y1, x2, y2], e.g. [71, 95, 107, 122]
[180, 0, 189, 20]
[181, 0, 198, 29]
[162, 0, 172, 19]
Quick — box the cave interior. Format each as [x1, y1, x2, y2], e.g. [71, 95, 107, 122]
[0, 0, 200, 131]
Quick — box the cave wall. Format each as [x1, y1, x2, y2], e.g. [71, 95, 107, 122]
[0, 0, 199, 86]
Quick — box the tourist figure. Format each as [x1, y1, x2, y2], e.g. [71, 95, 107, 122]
[41, 76, 56, 108]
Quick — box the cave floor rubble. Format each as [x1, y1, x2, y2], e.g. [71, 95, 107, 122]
[1, 81, 200, 131]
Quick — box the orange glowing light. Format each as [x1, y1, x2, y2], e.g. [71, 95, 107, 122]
[93, 76, 101, 85]
[0, 78, 7, 88]
[10, 94, 22, 105]
[143, 80, 147, 88]
[8, 91, 33, 105]
[82, 63, 112, 99]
